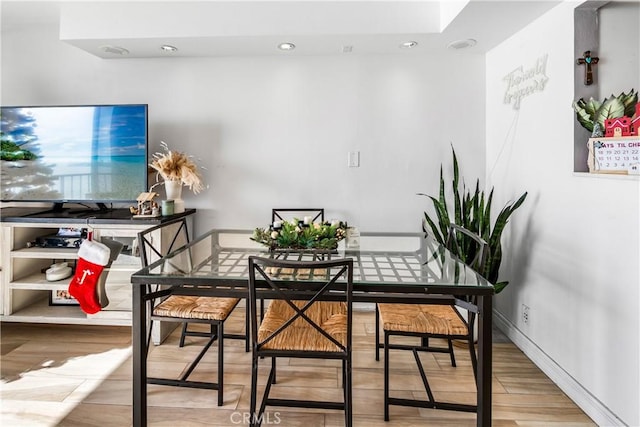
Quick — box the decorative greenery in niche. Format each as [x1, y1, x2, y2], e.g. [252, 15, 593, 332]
[572, 88, 637, 136]
[420, 147, 527, 293]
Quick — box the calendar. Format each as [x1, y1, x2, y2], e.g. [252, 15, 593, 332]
[587, 137, 640, 174]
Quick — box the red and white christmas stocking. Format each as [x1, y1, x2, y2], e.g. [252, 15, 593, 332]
[68, 239, 111, 314]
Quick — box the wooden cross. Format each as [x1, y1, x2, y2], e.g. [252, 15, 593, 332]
[576, 51, 599, 85]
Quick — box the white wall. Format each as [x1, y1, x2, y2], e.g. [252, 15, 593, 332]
[486, 2, 639, 426]
[599, 2, 640, 95]
[1, 23, 486, 236]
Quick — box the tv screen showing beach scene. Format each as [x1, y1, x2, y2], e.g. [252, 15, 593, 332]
[1, 104, 148, 202]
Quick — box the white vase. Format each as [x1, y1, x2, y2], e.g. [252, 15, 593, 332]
[164, 180, 183, 201]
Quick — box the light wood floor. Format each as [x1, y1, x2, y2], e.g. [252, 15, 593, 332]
[1, 308, 596, 427]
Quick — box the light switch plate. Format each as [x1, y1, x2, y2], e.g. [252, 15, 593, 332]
[348, 151, 360, 167]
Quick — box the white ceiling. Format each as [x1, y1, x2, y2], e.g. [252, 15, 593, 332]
[1, 1, 561, 58]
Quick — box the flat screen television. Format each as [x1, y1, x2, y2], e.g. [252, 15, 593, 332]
[1, 104, 148, 212]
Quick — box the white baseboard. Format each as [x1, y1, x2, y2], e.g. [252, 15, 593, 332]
[493, 310, 625, 427]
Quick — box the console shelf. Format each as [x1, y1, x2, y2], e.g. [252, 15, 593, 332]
[2, 297, 130, 326]
[10, 247, 79, 259]
[9, 274, 73, 289]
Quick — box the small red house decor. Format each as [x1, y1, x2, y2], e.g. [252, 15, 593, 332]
[604, 116, 631, 137]
[630, 103, 640, 136]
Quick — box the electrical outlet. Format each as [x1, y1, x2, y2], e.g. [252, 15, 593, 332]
[522, 304, 530, 324]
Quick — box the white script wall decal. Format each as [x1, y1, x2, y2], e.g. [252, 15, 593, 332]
[503, 54, 549, 110]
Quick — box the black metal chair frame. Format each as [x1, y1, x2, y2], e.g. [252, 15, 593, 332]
[137, 217, 248, 407]
[447, 223, 488, 274]
[376, 223, 488, 420]
[139, 217, 193, 348]
[271, 208, 324, 224]
[248, 256, 354, 427]
[260, 208, 326, 318]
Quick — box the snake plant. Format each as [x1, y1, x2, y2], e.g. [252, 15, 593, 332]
[572, 89, 637, 136]
[419, 147, 527, 293]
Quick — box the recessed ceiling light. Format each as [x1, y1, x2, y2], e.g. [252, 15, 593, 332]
[160, 45, 178, 52]
[278, 42, 296, 51]
[447, 39, 477, 50]
[400, 41, 418, 49]
[100, 45, 129, 55]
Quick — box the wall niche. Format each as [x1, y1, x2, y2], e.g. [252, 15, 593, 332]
[573, 1, 640, 173]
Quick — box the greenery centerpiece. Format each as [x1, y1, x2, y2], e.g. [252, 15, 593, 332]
[420, 147, 527, 293]
[251, 219, 347, 251]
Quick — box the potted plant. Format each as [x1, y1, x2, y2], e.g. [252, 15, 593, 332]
[148, 141, 205, 195]
[420, 147, 527, 293]
[572, 89, 637, 136]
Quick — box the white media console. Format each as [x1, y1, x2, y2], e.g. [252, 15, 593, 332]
[0, 207, 195, 343]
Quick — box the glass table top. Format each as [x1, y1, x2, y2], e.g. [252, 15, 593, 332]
[132, 229, 494, 293]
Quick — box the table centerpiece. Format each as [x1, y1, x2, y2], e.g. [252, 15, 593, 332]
[251, 218, 347, 251]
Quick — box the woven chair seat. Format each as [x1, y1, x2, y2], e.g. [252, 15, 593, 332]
[265, 267, 327, 280]
[153, 295, 240, 321]
[258, 300, 347, 352]
[378, 303, 468, 336]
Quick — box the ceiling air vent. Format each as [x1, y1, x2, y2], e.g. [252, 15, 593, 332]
[447, 39, 477, 50]
[100, 45, 130, 55]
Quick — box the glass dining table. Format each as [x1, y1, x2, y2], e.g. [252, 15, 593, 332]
[130, 229, 495, 427]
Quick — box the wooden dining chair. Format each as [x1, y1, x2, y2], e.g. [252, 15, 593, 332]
[137, 217, 248, 406]
[375, 223, 487, 420]
[248, 256, 354, 427]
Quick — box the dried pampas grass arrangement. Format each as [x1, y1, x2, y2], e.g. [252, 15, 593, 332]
[149, 141, 205, 194]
